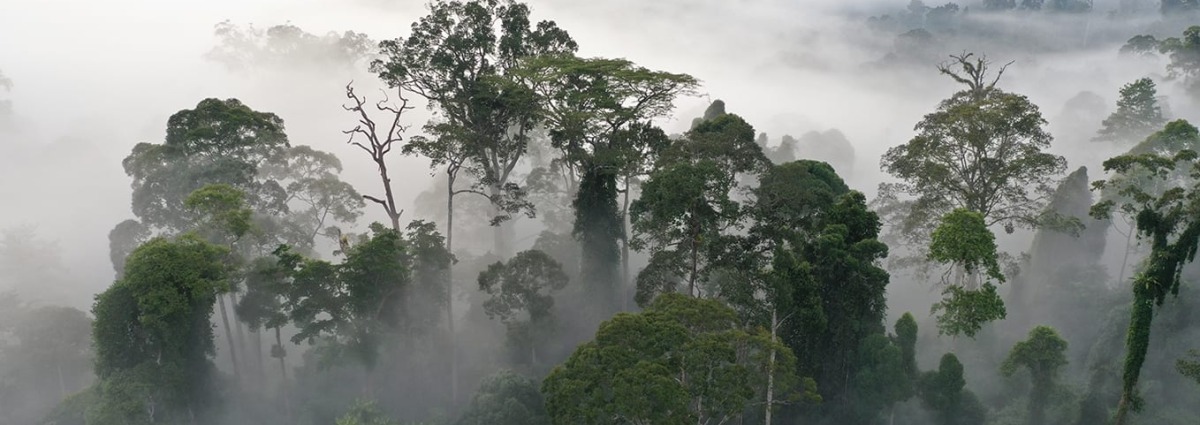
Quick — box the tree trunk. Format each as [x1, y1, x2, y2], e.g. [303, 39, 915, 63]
[229, 292, 248, 377]
[217, 295, 240, 379]
[490, 183, 510, 257]
[378, 160, 402, 232]
[621, 175, 632, 311]
[1118, 223, 1134, 284]
[275, 327, 290, 418]
[447, 173, 459, 406]
[765, 309, 778, 425]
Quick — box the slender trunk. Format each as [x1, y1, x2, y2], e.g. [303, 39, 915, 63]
[765, 309, 777, 425]
[378, 160, 401, 232]
[254, 328, 264, 384]
[447, 173, 458, 406]
[275, 327, 290, 418]
[690, 218, 699, 297]
[217, 295, 240, 379]
[1118, 225, 1134, 285]
[490, 183, 509, 257]
[622, 175, 631, 311]
[229, 292, 247, 377]
[57, 363, 67, 399]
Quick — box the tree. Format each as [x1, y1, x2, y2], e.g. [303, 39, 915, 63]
[371, 0, 577, 256]
[0, 305, 92, 425]
[456, 370, 549, 425]
[1001, 326, 1068, 425]
[927, 208, 1008, 337]
[259, 145, 365, 251]
[1180, 350, 1200, 385]
[185, 184, 254, 379]
[1159, 26, 1200, 95]
[630, 114, 768, 304]
[542, 293, 798, 425]
[517, 55, 699, 316]
[1090, 120, 1200, 424]
[122, 98, 289, 234]
[477, 250, 568, 368]
[1120, 35, 1161, 57]
[1161, 0, 1200, 15]
[983, 0, 1017, 10]
[1095, 78, 1166, 144]
[89, 235, 228, 424]
[335, 399, 399, 425]
[342, 84, 412, 232]
[277, 224, 411, 393]
[878, 53, 1066, 257]
[206, 21, 374, 72]
[918, 353, 986, 425]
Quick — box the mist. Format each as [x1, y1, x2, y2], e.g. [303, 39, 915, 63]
[3, 0, 1200, 424]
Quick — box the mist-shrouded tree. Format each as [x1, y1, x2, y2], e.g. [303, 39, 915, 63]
[207, 21, 374, 72]
[630, 113, 767, 305]
[88, 235, 228, 424]
[1001, 325, 1068, 425]
[372, 0, 577, 256]
[1180, 350, 1200, 385]
[341, 84, 412, 233]
[983, 0, 1017, 10]
[1161, 0, 1200, 15]
[185, 183, 254, 379]
[477, 249, 568, 368]
[1090, 119, 1200, 424]
[877, 52, 1067, 258]
[927, 208, 1007, 337]
[517, 54, 699, 317]
[1159, 26, 1200, 95]
[259, 145, 365, 252]
[542, 293, 798, 425]
[456, 370, 549, 425]
[0, 67, 11, 125]
[918, 353, 986, 425]
[1094, 78, 1166, 144]
[1121, 35, 1161, 57]
[276, 224, 411, 394]
[335, 399, 400, 425]
[122, 98, 289, 234]
[0, 304, 93, 425]
[878, 53, 1065, 337]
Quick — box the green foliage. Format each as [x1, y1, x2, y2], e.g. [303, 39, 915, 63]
[89, 235, 228, 424]
[542, 294, 799, 425]
[1095, 78, 1166, 144]
[918, 353, 987, 425]
[895, 312, 919, 379]
[878, 53, 1066, 261]
[1090, 119, 1200, 423]
[185, 183, 254, 241]
[456, 370, 549, 425]
[1160, 26, 1200, 94]
[931, 283, 1007, 338]
[1179, 350, 1200, 385]
[373, 0, 575, 229]
[1002, 326, 1069, 425]
[849, 334, 912, 423]
[478, 250, 568, 366]
[336, 399, 399, 425]
[517, 53, 699, 314]
[278, 225, 412, 371]
[929, 208, 1005, 283]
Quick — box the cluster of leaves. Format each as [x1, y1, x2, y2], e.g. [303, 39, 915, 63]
[88, 235, 229, 424]
[1001, 326, 1069, 425]
[1094, 78, 1166, 144]
[1121, 26, 1200, 95]
[478, 250, 568, 368]
[542, 294, 804, 425]
[1090, 119, 1200, 423]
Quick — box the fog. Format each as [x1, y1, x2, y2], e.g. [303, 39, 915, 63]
[3, 0, 1200, 423]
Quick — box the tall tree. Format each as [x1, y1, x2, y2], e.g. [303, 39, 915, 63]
[456, 370, 549, 425]
[630, 113, 766, 304]
[541, 293, 798, 425]
[1090, 120, 1200, 425]
[342, 85, 412, 232]
[918, 353, 986, 425]
[89, 235, 228, 424]
[1159, 26, 1200, 95]
[1094, 78, 1166, 144]
[517, 55, 699, 316]
[877, 53, 1067, 257]
[371, 0, 577, 256]
[478, 249, 567, 368]
[1001, 325, 1069, 425]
